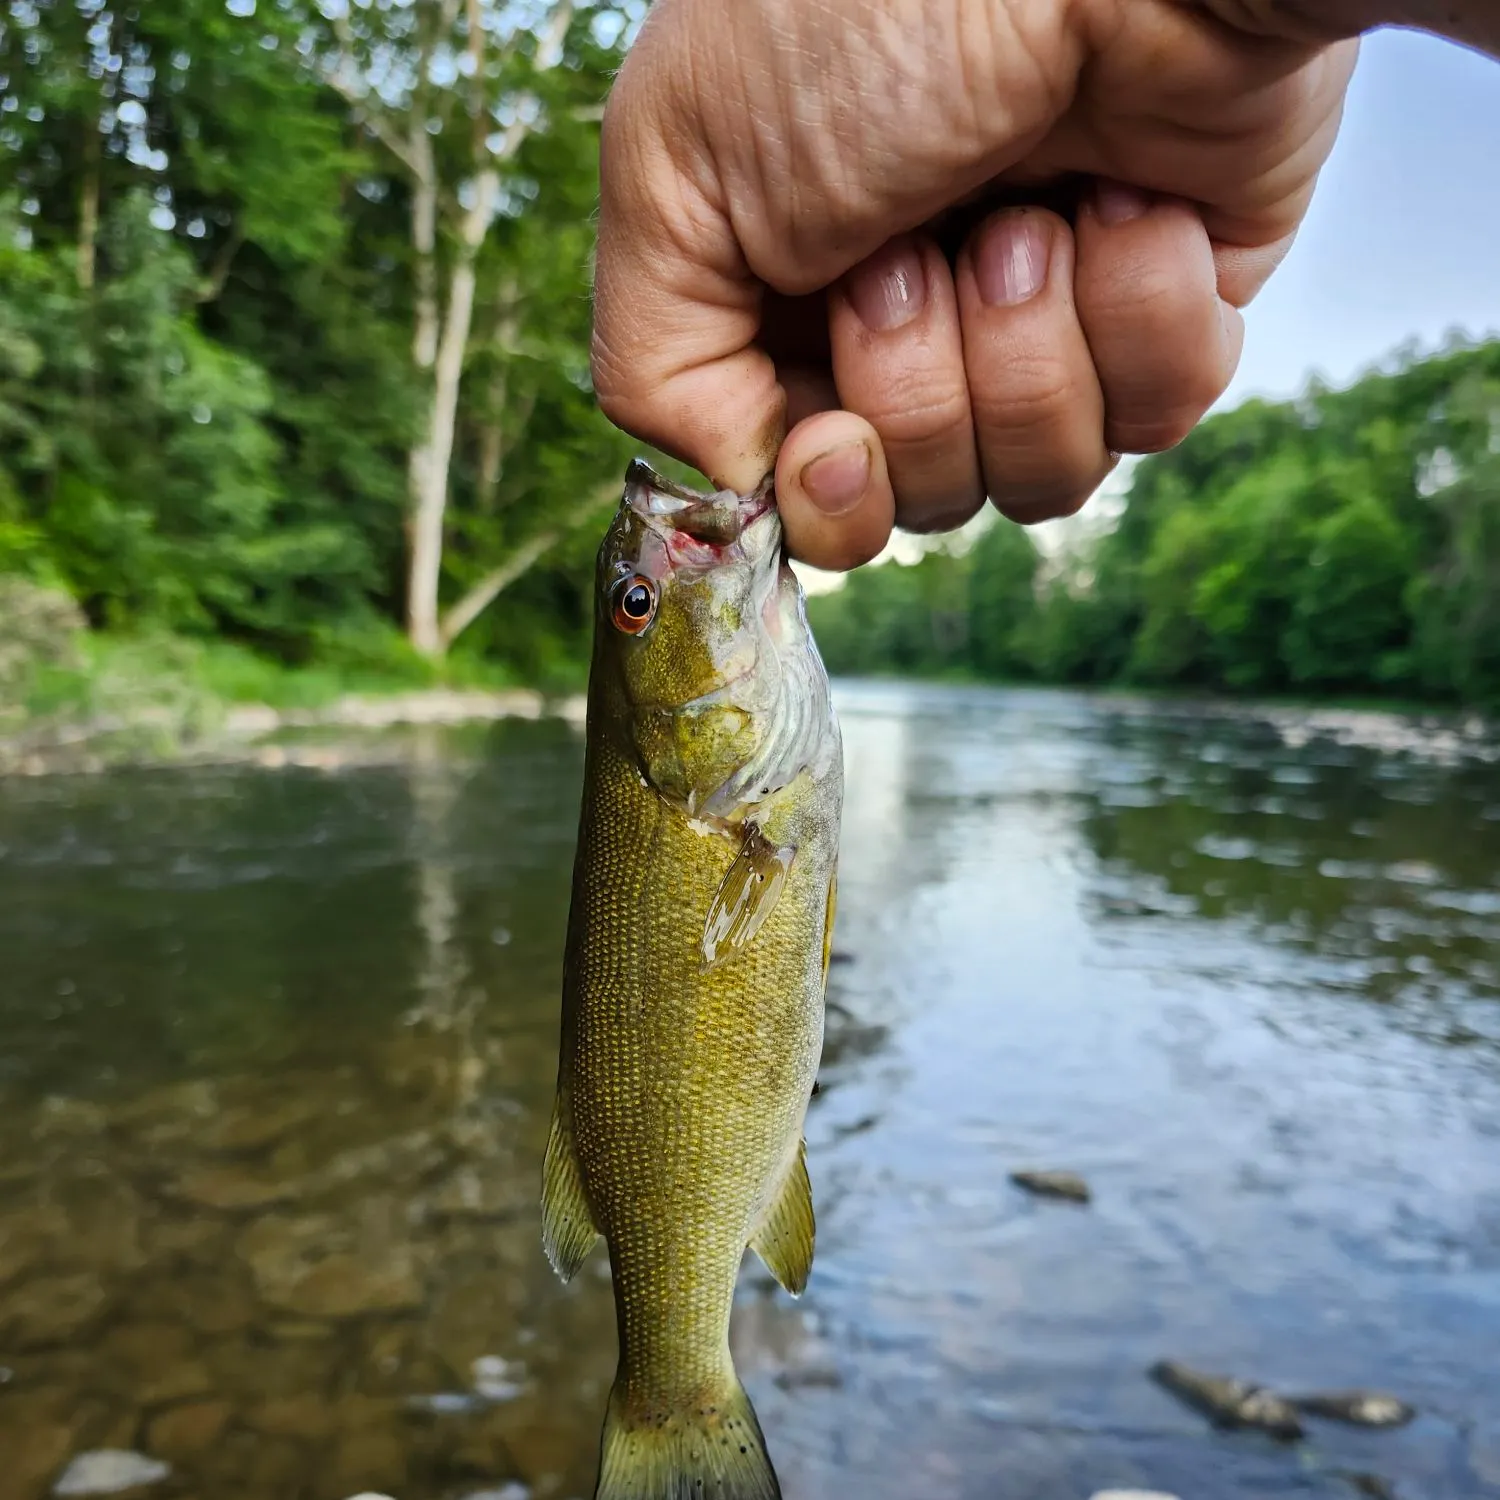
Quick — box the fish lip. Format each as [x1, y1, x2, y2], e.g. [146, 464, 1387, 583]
[624, 458, 776, 544]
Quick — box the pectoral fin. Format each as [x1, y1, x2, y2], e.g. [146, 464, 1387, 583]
[750, 1139, 815, 1295]
[820, 867, 838, 991]
[702, 826, 796, 968]
[540, 1094, 600, 1281]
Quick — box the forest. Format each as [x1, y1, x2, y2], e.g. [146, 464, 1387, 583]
[1, 1, 1498, 721]
[809, 336, 1500, 710]
[0, 0, 642, 714]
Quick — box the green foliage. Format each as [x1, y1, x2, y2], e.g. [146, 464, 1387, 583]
[810, 337, 1500, 710]
[0, 0, 636, 690]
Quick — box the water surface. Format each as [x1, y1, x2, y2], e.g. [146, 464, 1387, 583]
[1, 683, 1497, 1499]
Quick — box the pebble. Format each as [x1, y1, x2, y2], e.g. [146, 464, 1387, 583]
[52, 1450, 171, 1496]
[1010, 1169, 1092, 1203]
[1290, 1390, 1416, 1428]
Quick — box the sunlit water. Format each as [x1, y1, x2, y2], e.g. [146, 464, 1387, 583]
[1, 682, 1497, 1500]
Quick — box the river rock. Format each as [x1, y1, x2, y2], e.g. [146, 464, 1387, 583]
[1290, 1390, 1416, 1427]
[163, 1165, 293, 1212]
[110, 1081, 220, 1149]
[197, 1093, 325, 1153]
[424, 1165, 530, 1222]
[1336, 1474, 1396, 1500]
[319, 1426, 407, 1497]
[51, 1450, 170, 1496]
[1010, 1169, 1092, 1203]
[1149, 1360, 1304, 1441]
[62, 1179, 147, 1277]
[247, 1395, 336, 1442]
[12, 1419, 78, 1500]
[1089, 1493, 1181, 1500]
[5, 1273, 110, 1350]
[145, 1399, 232, 1458]
[237, 1213, 425, 1319]
[166, 1270, 256, 1337]
[95, 1322, 212, 1406]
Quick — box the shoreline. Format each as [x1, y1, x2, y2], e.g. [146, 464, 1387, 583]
[4, 674, 1496, 779]
[0, 686, 590, 777]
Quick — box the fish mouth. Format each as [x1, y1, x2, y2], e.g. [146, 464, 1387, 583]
[623, 458, 776, 550]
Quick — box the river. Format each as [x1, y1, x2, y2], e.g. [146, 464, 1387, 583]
[1, 682, 1497, 1500]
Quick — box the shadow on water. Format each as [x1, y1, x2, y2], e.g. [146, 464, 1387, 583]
[1, 687, 1497, 1499]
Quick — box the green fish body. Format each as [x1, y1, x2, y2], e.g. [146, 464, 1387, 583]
[542, 460, 843, 1499]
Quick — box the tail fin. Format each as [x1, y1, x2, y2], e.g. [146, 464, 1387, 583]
[595, 1369, 780, 1500]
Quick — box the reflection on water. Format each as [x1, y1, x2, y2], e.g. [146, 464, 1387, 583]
[1, 687, 1498, 1499]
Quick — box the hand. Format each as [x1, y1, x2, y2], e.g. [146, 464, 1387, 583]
[590, 0, 1366, 569]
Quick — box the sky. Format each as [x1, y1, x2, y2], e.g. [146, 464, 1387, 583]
[1219, 27, 1500, 408]
[796, 26, 1500, 591]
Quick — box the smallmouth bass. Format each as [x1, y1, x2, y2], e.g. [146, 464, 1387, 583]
[542, 459, 844, 1500]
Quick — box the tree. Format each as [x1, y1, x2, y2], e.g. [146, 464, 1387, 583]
[324, 0, 631, 656]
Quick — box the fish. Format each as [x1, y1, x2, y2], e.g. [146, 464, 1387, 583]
[541, 458, 844, 1500]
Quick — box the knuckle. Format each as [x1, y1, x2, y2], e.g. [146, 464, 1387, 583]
[867, 388, 974, 453]
[969, 357, 1088, 437]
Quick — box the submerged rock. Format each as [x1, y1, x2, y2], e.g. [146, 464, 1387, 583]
[1149, 1359, 1305, 1441]
[164, 1165, 294, 1212]
[1089, 1492, 1182, 1500]
[1010, 1169, 1092, 1203]
[145, 1399, 233, 1458]
[237, 1214, 425, 1319]
[51, 1451, 170, 1496]
[1335, 1474, 1397, 1500]
[1290, 1390, 1416, 1428]
[5, 1273, 110, 1350]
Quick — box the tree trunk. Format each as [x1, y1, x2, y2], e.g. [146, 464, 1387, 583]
[438, 478, 618, 649]
[403, 0, 575, 657]
[406, 165, 498, 657]
[76, 123, 100, 291]
[439, 526, 561, 651]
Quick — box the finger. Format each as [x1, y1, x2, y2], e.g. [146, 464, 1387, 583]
[954, 208, 1115, 523]
[1075, 182, 1242, 454]
[827, 235, 984, 534]
[1212, 228, 1300, 309]
[775, 411, 896, 572]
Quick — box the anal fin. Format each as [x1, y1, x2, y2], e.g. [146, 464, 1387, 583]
[702, 825, 796, 968]
[541, 1093, 600, 1281]
[750, 1139, 815, 1296]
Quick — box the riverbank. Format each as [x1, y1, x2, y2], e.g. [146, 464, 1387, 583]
[0, 581, 588, 775]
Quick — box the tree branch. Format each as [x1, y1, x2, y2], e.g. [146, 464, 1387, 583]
[438, 478, 618, 649]
[195, 221, 246, 304]
[327, 66, 425, 178]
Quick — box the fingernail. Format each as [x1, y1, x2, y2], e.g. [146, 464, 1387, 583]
[1094, 178, 1148, 226]
[799, 440, 872, 515]
[975, 211, 1052, 307]
[844, 238, 926, 331]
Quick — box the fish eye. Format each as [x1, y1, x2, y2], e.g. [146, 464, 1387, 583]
[611, 575, 657, 635]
